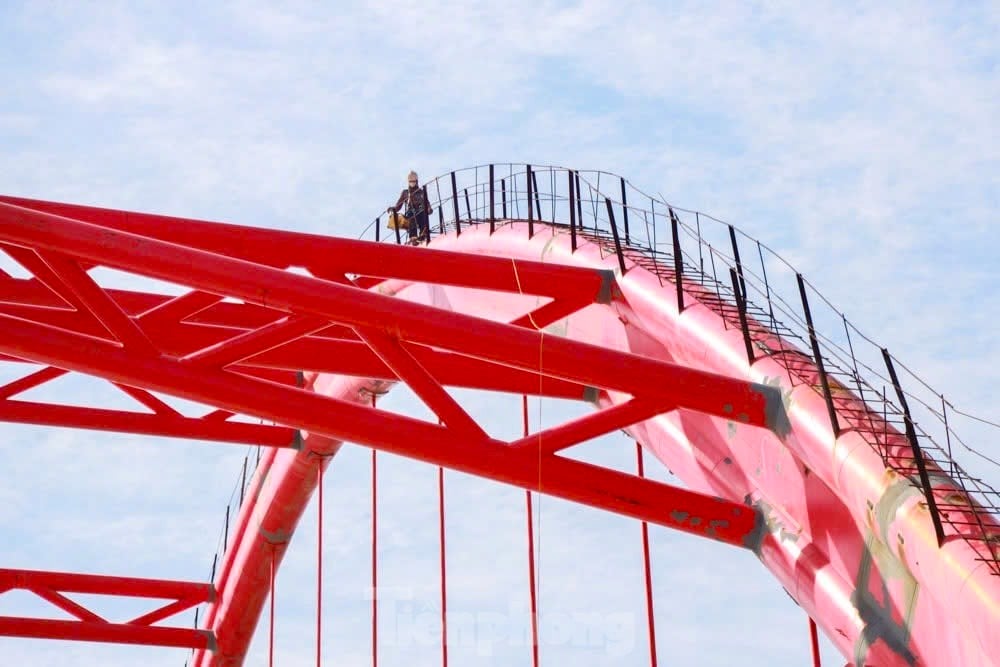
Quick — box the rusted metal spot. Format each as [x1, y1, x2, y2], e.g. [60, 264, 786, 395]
[750, 381, 791, 439]
[706, 519, 730, 538]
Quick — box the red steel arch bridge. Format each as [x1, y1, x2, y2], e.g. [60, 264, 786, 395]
[0, 164, 997, 666]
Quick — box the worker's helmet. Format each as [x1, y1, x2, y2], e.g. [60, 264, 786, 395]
[408, 171, 418, 186]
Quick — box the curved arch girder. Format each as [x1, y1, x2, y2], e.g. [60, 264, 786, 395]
[0, 199, 789, 665]
[0, 193, 995, 666]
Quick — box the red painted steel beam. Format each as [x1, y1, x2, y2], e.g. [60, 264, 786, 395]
[0, 309, 759, 546]
[0, 287, 591, 399]
[30, 588, 105, 622]
[511, 398, 674, 455]
[0, 617, 213, 650]
[0, 196, 614, 305]
[0, 568, 213, 600]
[0, 366, 67, 399]
[0, 568, 214, 649]
[112, 384, 180, 415]
[356, 327, 487, 439]
[194, 436, 339, 666]
[0, 204, 786, 436]
[510, 295, 591, 330]
[0, 320, 588, 402]
[0, 279, 351, 339]
[183, 315, 331, 368]
[1, 243, 84, 312]
[136, 288, 222, 325]
[0, 400, 295, 445]
[36, 250, 157, 354]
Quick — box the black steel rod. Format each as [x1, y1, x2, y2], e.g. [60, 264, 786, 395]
[941, 394, 954, 469]
[730, 269, 754, 363]
[575, 171, 583, 230]
[568, 169, 577, 252]
[797, 273, 840, 437]
[489, 164, 495, 233]
[393, 215, 401, 245]
[843, 314, 878, 437]
[756, 241, 777, 333]
[669, 208, 684, 313]
[605, 198, 627, 275]
[729, 225, 747, 299]
[223, 505, 230, 552]
[240, 456, 247, 506]
[501, 178, 508, 218]
[435, 179, 444, 234]
[695, 212, 704, 274]
[375, 216, 380, 243]
[450, 170, 461, 236]
[882, 349, 946, 547]
[620, 177, 630, 244]
[463, 187, 472, 222]
[531, 169, 542, 222]
[423, 185, 432, 243]
[526, 164, 534, 237]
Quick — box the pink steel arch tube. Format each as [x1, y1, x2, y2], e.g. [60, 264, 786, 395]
[202, 219, 999, 665]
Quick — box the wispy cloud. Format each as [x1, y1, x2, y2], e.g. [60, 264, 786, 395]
[0, 1, 996, 665]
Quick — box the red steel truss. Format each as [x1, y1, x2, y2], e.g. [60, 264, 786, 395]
[0, 196, 788, 656]
[0, 568, 213, 649]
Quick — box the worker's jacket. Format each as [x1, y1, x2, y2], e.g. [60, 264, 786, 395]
[393, 187, 433, 217]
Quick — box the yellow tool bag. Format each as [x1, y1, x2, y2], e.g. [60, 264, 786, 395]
[386, 211, 410, 230]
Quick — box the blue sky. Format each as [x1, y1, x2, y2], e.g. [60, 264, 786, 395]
[0, 1, 998, 665]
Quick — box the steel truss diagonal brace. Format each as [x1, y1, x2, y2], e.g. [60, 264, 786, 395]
[356, 327, 487, 439]
[0, 203, 789, 437]
[0, 293, 590, 399]
[0, 306, 760, 547]
[0, 568, 215, 650]
[0, 204, 781, 547]
[0, 195, 615, 304]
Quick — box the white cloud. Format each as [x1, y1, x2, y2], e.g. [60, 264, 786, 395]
[0, 1, 996, 665]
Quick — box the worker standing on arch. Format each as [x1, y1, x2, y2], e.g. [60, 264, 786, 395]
[388, 171, 433, 246]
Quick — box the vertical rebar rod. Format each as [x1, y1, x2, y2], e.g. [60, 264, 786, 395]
[527, 164, 535, 238]
[669, 208, 684, 313]
[523, 395, 540, 667]
[438, 465, 448, 667]
[371, 394, 378, 667]
[605, 198, 627, 275]
[316, 462, 323, 667]
[883, 349, 946, 547]
[450, 171, 461, 236]
[729, 225, 747, 299]
[531, 168, 542, 223]
[797, 274, 840, 438]
[636, 443, 658, 667]
[568, 169, 577, 251]
[620, 177, 630, 244]
[731, 268, 755, 364]
[489, 164, 495, 233]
